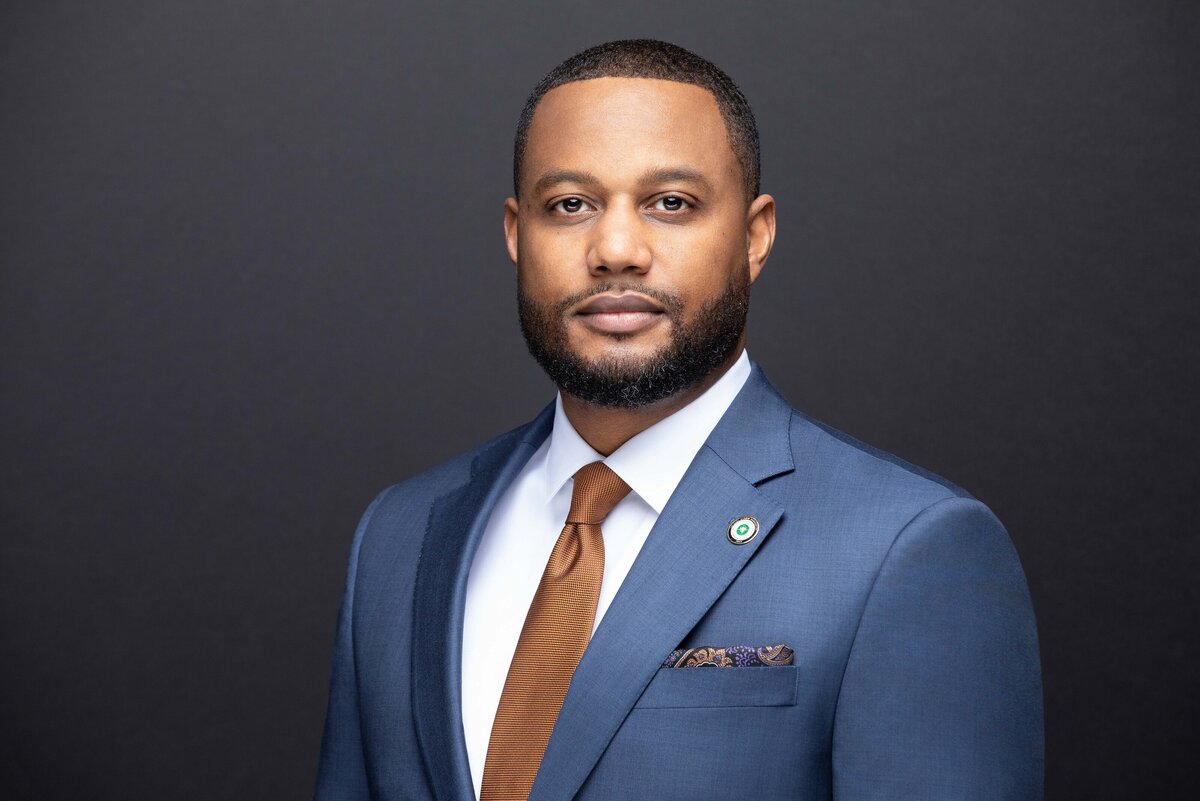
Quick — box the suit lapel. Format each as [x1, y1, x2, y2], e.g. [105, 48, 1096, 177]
[410, 406, 553, 801]
[529, 365, 795, 801]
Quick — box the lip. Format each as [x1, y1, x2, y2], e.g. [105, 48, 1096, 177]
[574, 292, 666, 335]
[576, 293, 665, 314]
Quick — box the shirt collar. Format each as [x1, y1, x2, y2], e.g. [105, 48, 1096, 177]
[541, 350, 752, 513]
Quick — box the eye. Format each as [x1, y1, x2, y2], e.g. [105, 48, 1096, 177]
[652, 195, 692, 212]
[551, 197, 593, 214]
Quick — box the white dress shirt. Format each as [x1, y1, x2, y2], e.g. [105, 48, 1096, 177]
[460, 350, 752, 798]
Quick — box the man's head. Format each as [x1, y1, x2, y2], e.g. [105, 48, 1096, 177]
[506, 40, 775, 409]
[513, 40, 761, 202]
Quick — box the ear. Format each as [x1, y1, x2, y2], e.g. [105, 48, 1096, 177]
[746, 193, 776, 284]
[503, 197, 520, 266]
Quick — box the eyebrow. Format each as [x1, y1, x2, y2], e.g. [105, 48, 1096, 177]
[531, 165, 714, 196]
[639, 167, 713, 193]
[532, 169, 601, 195]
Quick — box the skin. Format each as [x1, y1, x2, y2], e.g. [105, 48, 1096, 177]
[505, 77, 776, 455]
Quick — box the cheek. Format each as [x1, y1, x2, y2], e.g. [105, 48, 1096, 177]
[518, 226, 582, 294]
[655, 227, 741, 294]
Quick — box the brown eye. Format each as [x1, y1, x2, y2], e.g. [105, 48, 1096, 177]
[653, 195, 690, 212]
[552, 197, 590, 213]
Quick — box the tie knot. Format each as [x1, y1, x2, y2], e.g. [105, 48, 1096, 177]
[566, 462, 631, 524]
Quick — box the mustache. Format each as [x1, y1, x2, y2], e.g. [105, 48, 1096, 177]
[552, 282, 684, 317]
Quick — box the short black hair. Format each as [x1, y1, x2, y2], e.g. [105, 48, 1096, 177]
[513, 39, 760, 201]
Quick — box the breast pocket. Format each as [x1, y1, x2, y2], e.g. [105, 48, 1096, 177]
[632, 665, 799, 709]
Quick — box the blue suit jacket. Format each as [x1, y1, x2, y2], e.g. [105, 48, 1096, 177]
[314, 365, 1043, 800]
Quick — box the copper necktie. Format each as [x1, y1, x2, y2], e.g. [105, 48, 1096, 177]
[479, 461, 631, 801]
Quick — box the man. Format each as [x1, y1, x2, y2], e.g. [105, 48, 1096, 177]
[314, 39, 1043, 801]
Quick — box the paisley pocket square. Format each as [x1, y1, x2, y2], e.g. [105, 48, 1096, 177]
[661, 644, 794, 668]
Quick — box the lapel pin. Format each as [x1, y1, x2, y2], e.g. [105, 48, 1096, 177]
[728, 516, 760, 545]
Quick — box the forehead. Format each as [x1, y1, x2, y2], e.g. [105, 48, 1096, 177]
[522, 77, 740, 193]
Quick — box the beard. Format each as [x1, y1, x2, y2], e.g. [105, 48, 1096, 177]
[517, 264, 750, 409]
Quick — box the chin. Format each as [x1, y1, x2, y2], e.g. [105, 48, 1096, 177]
[572, 337, 669, 366]
[572, 321, 671, 347]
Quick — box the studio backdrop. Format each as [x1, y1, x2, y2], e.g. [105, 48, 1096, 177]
[1, 1, 1197, 798]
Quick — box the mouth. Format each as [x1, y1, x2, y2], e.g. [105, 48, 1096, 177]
[574, 292, 667, 336]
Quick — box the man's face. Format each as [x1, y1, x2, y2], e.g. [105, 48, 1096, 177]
[506, 77, 773, 408]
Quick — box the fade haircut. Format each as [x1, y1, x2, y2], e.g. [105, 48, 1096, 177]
[513, 39, 761, 201]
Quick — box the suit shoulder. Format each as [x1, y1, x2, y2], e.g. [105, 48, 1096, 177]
[772, 409, 987, 540]
[789, 409, 973, 499]
[364, 416, 542, 518]
[769, 408, 1021, 596]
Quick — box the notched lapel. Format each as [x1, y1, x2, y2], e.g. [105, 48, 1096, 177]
[529, 364, 796, 801]
[410, 410, 551, 801]
[530, 448, 786, 801]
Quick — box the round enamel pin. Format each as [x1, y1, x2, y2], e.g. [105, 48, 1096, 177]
[728, 516, 760, 545]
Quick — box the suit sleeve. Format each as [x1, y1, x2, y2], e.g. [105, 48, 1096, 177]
[832, 496, 1044, 800]
[313, 491, 387, 801]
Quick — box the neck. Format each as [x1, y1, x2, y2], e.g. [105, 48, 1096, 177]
[559, 345, 745, 456]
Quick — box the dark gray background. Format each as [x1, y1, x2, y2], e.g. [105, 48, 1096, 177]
[2, 1, 1197, 798]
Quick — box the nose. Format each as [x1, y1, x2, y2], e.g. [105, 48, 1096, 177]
[585, 199, 652, 276]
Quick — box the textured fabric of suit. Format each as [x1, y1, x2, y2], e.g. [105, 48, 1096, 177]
[314, 363, 1043, 801]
